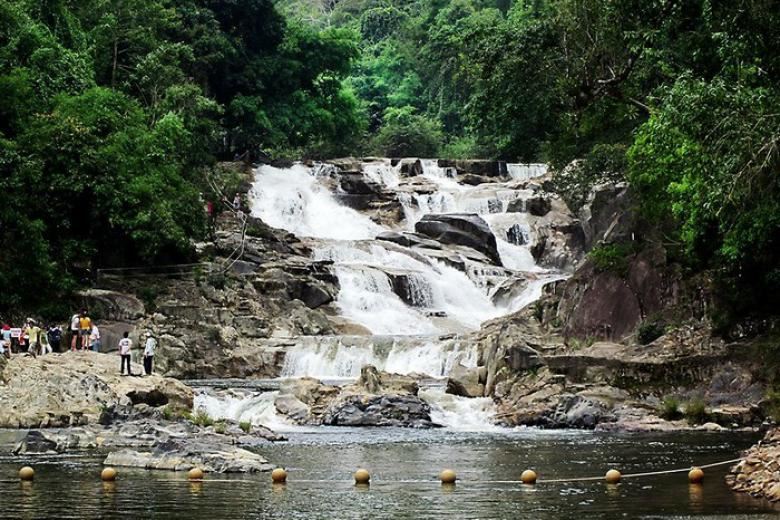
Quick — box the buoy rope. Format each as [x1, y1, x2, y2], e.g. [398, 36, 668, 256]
[6, 457, 744, 485]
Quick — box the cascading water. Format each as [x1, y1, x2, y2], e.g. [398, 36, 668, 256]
[240, 157, 561, 430]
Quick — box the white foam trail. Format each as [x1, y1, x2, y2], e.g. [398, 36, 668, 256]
[420, 388, 500, 432]
[507, 274, 568, 313]
[194, 390, 300, 432]
[251, 164, 382, 240]
[314, 241, 503, 333]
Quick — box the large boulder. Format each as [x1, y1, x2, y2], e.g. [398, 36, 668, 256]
[398, 158, 424, 176]
[322, 394, 436, 428]
[578, 182, 634, 250]
[104, 438, 273, 473]
[727, 428, 780, 501]
[415, 213, 502, 265]
[338, 172, 381, 195]
[446, 363, 485, 398]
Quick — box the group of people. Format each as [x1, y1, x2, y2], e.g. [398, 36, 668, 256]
[0, 308, 158, 376]
[1, 320, 61, 357]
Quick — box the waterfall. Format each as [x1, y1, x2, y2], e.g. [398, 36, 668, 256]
[507, 163, 548, 180]
[194, 390, 299, 432]
[245, 158, 569, 431]
[419, 388, 500, 431]
[280, 336, 478, 379]
[250, 164, 381, 240]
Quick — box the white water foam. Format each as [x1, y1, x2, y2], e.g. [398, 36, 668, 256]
[250, 164, 381, 240]
[281, 337, 478, 379]
[507, 163, 548, 180]
[194, 390, 300, 432]
[314, 241, 505, 333]
[419, 388, 500, 432]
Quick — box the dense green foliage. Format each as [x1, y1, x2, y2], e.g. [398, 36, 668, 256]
[3, 0, 779, 321]
[0, 0, 362, 314]
[276, 0, 780, 319]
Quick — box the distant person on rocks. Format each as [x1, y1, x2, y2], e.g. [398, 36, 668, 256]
[143, 332, 156, 375]
[119, 332, 133, 375]
[24, 319, 40, 357]
[70, 312, 80, 351]
[232, 193, 241, 212]
[78, 309, 92, 351]
[39, 327, 52, 355]
[0, 335, 8, 358]
[89, 323, 101, 352]
[1, 324, 11, 355]
[47, 324, 62, 352]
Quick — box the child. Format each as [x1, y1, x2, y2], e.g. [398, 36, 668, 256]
[119, 332, 133, 375]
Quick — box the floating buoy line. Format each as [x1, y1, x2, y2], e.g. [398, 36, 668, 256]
[5, 457, 742, 487]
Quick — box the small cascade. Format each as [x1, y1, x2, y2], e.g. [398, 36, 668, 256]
[194, 390, 297, 432]
[280, 336, 477, 379]
[313, 241, 505, 333]
[250, 164, 381, 240]
[419, 388, 500, 431]
[507, 163, 548, 180]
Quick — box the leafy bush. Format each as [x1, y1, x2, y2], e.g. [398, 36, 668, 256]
[659, 396, 683, 420]
[588, 243, 634, 276]
[637, 321, 665, 345]
[239, 421, 252, 433]
[684, 398, 708, 425]
[213, 421, 227, 434]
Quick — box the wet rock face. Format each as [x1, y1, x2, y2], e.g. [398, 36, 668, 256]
[578, 182, 634, 250]
[415, 213, 502, 266]
[557, 247, 678, 341]
[322, 394, 436, 428]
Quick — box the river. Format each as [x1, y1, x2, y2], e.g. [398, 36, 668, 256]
[0, 428, 776, 518]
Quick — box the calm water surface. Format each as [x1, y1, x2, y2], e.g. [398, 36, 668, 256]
[0, 428, 776, 519]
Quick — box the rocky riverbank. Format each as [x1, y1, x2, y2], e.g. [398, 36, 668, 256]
[0, 352, 281, 472]
[727, 428, 780, 501]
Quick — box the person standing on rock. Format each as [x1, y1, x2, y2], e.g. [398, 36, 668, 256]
[89, 323, 101, 352]
[119, 332, 133, 375]
[47, 324, 62, 352]
[143, 332, 156, 375]
[69, 311, 80, 351]
[78, 309, 92, 351]
[25, 319, 41, 357]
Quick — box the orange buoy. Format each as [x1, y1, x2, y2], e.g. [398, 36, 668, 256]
[271, 468, 288, 483]
[354, 469, 370, 484]
[19, 466, 34, 481]
[520, 469, 538, 484]
[188, 467, 204, 481]
[688, 467, 704, 484]
[439, 469, 457, 484]
[605, 469, 621, 484]
[101, 467, 118, 481]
